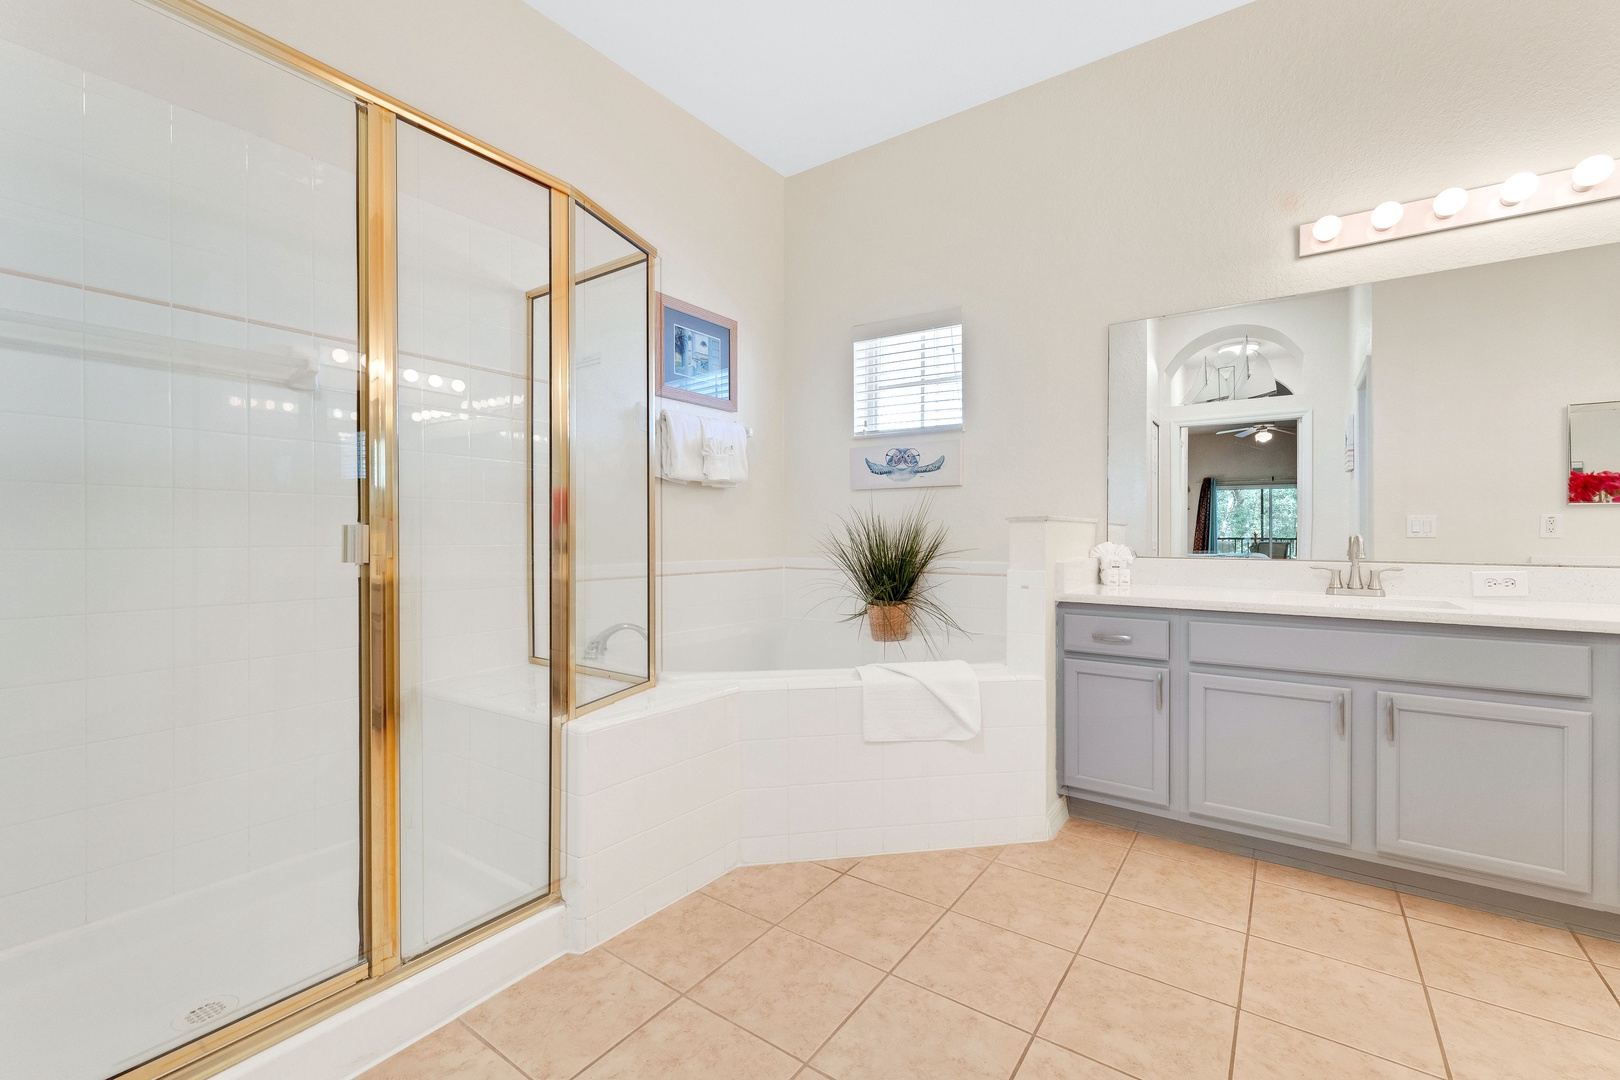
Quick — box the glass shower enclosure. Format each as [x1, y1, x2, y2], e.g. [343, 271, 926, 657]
[0, 1, 655, 1077]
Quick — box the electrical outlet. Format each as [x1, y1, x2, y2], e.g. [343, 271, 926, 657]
[1405, 515, 1437, 538]
[1540, 514, 1564, 538]
[1472, 570, 1529, 597]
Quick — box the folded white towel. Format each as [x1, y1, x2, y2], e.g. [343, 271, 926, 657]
[858, 660, 981, 742]
[699, 416, 748, 487]
[658, 409, 705, 482]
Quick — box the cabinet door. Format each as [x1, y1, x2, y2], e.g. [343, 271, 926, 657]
[1187, 673, 1350, 844]
[1376, 692, 1592, 891]
[1063, 658, 1169, 806]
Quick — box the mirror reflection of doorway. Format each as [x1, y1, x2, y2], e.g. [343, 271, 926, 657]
[1188, 421, 1299, 557]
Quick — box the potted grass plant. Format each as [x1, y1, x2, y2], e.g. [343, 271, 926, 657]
[820, 500, 963, 644]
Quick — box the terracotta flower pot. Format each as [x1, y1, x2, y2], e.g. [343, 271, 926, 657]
[867, 601, 912, 642]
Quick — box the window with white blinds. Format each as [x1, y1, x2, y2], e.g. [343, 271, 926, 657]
[853, 323, 963, 436]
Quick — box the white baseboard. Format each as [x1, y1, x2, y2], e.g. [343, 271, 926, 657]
[1047, 796, 1070, 839]
[215, 905, 570, 1080]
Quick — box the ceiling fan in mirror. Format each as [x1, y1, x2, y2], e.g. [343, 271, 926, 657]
[1216, 422, 1296, 444]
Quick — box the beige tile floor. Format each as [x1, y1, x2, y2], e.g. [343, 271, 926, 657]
[362, 820, 1620, 1080]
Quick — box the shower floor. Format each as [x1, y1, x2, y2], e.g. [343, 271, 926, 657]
[0, 845, 361, 1080]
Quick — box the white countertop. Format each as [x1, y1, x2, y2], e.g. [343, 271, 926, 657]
[1056, 584, 1620, 635]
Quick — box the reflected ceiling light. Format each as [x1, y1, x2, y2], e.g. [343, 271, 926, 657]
[1432, 187, 1469, 219]
[1573, 154, 1615, 192]
[1499, 171, 1540, 206]
[331, 408, 343, 419]
[1370, 201, 1404, 230]
[402, 369, 419, 383]
[1254, 430, 1274, 444]
[451, 379, 466, 392]
[331, 348, 349, 364]
[282, 402, 294, 412]
[1311, 215, 1343, 243]
[410, 411, 422, 422]
[427, 374, 443, 388]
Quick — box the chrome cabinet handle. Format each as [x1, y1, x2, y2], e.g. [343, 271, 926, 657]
[1336, 692, 1346, 737]
[1155, 671, 1165, 711]
[1093, 633, 1133, 644]
[1385, 697, 1395, 742]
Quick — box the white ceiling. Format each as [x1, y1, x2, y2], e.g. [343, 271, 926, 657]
[522, 1, 1253, 175]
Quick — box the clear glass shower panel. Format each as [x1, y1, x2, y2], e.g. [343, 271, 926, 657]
[570, 205, 651, 708]
[395, 121, 552, 958]
[0, 2, 363, 1077]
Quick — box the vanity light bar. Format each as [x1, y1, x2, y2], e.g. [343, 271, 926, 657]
[1299, 154, 1618, 257]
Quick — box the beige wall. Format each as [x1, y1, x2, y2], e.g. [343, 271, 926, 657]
[1373, 244, 1620, 563]
[209, 0, 789, 563]
[783, 0, 1620, 560]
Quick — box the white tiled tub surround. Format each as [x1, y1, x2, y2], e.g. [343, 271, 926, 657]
[562, 667, 1048, 948]
[658, 556, 1010, 671]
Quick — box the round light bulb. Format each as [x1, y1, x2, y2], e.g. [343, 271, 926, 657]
[331, 408, 342, 419]
[427, 374, 443, 388]
[1311, 215, 1343, 243]
[1432, 187, 1469, 219]
[402, 369, 419, 383]
[1370, 201, 1404, 231]
[1499, 171, 1540, 206]
[331, 348, 349, 364]
[451, 379, 466, 392]
[1572, 154, 1615, 192]
[1254, 430, 1274, 444]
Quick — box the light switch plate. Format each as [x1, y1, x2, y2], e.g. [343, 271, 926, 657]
[1472, 570, 1529, 597]
[1405, 515, 1437, 538]
[1540, 514, 1564, 538]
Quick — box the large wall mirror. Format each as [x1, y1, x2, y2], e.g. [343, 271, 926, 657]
[1109, 242, 1620, 565]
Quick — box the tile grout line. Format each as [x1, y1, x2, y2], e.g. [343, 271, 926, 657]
[458, 1018, 539, 1080]
[1224, 858, 1258, 1080]
[1003, 829, 1144, 1080]
[1573, 935, 1620, 1010]
[1400, 897, 1455, 1080]
[800, 850, 1000, 1072]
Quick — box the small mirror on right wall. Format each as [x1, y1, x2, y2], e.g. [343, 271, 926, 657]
[1569, 401, 1620, 504]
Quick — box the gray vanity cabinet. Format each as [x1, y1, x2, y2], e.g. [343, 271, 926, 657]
[1062, 658, 1170, 806]
[1187, 673, 1351, 844]
[1376, 691, 1593, 891]
[1059, 602, 1617, 909]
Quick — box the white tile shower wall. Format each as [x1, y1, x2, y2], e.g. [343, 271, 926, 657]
[0, 47, 360, 949]
[562, 667, 1049, 947]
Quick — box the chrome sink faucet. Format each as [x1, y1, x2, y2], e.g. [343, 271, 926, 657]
[1312, 535, 1403, 596]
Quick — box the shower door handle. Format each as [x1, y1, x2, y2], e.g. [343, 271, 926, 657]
[342, 522, 370, 565]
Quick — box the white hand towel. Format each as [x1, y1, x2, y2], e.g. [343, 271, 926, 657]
[658, 409, 705, 482]
[858, 660, 981, 742]
[699, 416, 748, 486]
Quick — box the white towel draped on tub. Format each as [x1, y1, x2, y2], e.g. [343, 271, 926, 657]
[858, 660, 981, 742]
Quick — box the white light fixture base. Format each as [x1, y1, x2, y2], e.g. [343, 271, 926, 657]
[1300, 157, 1619, 257]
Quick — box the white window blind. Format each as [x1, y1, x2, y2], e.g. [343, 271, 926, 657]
[853, 323, 963, 436]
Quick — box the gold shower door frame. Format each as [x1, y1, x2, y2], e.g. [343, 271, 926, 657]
[110, 2, 658, 1078]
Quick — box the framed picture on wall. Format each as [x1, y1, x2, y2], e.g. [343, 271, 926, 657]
[657, 293, 737, 411]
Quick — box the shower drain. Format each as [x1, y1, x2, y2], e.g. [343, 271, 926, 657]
[171, 995, 240, 1032]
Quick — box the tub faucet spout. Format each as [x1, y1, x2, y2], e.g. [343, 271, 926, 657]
[583, 622, 648, 662]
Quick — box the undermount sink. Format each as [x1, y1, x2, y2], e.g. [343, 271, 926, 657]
[1321, 595, 1466, 611]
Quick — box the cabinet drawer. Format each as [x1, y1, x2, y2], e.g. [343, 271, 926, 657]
[1063, 612, 1170, 661]
[1188, 621, 1591, 699]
